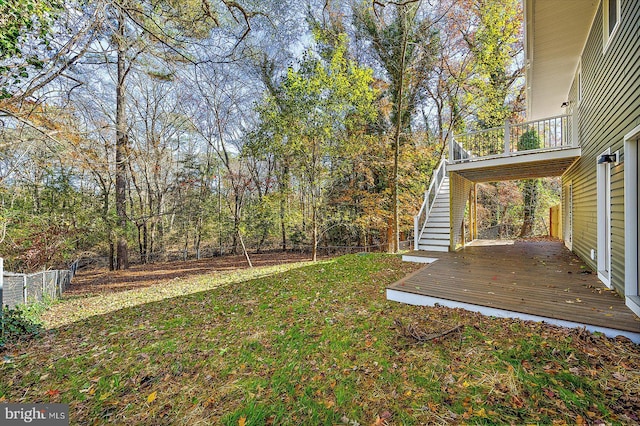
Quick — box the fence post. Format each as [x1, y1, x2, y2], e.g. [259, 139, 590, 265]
[504, 120, 511, 154]
[0, 257, 3, 310]
[23, 275, 27, 305]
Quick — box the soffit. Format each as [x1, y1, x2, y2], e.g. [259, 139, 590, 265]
[526, 0, 599, 120]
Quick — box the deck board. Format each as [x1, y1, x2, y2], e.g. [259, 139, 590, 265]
[390, 241, 640, 334]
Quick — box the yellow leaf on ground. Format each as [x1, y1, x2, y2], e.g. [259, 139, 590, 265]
[147, 391, 157, 403]
[238, 417, 247, 426]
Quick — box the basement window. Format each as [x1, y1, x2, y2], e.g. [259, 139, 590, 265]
[603, 0, 621, 52]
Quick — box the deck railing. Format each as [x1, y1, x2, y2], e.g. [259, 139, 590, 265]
[414, 158, 447, 250]
[449, 113, 577, 163]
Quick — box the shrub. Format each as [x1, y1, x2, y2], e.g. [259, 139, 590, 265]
[0, 304, 45, 350]
[518, 129, 542, 151]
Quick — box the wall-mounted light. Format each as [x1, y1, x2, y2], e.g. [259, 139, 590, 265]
[561, 101, 570, 108]
[597, 153, 618, 164]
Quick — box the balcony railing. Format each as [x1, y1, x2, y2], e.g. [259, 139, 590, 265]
[449, 113, 578, 163]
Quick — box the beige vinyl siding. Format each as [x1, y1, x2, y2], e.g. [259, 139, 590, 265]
[563, 0, 640, 295]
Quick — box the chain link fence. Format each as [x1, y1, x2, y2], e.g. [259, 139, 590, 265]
[0, 259, 78, 309]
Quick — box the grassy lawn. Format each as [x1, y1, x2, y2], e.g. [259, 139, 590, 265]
[1, 254, 639, 425]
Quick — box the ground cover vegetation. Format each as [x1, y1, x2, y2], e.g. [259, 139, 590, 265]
[1, 254, 639, 424]
[0, 0, 546, 272]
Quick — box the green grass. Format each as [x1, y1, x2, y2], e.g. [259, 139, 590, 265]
[1, 254, 639, 425]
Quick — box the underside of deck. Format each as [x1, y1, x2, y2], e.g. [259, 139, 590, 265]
[388, 240, 640, 342]
[447, 147, 581, 182]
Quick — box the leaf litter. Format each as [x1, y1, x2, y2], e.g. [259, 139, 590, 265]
[0, 253, 639, 425]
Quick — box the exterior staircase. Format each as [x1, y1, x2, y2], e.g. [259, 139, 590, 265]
[416, 176, 450, 251]
[408, 159, 450, 259]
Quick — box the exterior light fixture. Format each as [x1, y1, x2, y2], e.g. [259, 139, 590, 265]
[597, 153, 618, 164]
[561, 101, 570, 108]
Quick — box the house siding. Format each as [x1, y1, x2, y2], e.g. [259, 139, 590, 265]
[563, 0, 640, 295]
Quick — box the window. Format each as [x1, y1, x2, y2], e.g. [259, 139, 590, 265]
[603, 0, 621, 51]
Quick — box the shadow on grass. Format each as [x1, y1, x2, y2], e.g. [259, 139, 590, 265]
[42, 259, 326, 329]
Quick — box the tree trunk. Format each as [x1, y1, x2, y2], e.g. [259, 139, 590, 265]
[109, 238, 115, 271]
[519, 179, 539, 237]
[115, 9, 129, 270]
[312, 203, 318, 262]
[279, 165, 289, 252]
[390, 6, 409, 254]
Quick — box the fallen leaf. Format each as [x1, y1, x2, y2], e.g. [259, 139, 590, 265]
[147, 391, 157, 403]
[238, 417, 247, 426]
[371, 415, 384, 426]
[380, 411, 392, 420]
[612, 372, 627, 382]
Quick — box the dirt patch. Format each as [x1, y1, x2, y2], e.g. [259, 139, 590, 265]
[70, 251, 328, 296]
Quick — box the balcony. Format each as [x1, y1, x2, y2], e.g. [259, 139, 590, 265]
[448, 114, 581, 182]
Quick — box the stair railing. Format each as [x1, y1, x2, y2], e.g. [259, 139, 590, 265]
[414, 158, 447, 250]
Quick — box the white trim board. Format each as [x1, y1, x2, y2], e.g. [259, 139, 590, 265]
[386, 289, 640, 343]
[596, 147, 612, 288]
[624, 124, 640, 317]
[402, 255, 439, 264]
[448, 147, 581, 172]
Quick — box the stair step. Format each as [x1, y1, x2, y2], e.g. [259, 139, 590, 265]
[427, 217, 449, 223]
[425, 221, 450, 227]
[421, 233, 450, 240]
[422, 227, 449, 234]
[430, 208, 449, 214]
[418, 244, 449, 252]
[419, 238, 449, 245]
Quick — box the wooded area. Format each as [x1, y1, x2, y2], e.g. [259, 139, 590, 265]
[0, 0, 552, 271]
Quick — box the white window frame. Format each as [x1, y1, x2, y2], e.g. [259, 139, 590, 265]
[624, 125, 640, 317]
[602, 0, 621, 52]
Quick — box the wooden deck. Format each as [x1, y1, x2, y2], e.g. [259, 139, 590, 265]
[388, 240, 640, 342]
